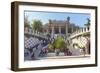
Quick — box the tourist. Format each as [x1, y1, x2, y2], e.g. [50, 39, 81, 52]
[64, 48, 68, 56]
[55, 49, 60, 56]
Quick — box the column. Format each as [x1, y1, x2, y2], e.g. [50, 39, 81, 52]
[25, 27, 28, 33]
[66, 24, 68, 37]
[71, 26, 74, 33]
[59, 26, 61, 35]
[86, 26, 89, 32]
[46, 28, 49, 34]
[80, 28, 82, 32]
[51, 26, 54, 38]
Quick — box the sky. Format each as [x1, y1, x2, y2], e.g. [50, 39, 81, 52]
[24, 11, 90, 27]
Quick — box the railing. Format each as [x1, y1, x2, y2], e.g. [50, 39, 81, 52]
[24, 28, 50, 60]
[24, 27, 48, 39]
[69, 26, 90, 39]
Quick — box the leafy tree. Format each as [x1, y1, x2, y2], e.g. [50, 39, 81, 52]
[54, 37, 65, 49]
[32, 20, 43, 32]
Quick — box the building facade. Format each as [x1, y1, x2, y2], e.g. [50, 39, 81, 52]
[43, 19, 80, 38]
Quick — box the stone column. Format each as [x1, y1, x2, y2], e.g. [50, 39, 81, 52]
[66, 24, 68, 37]
[51, 26, 54, 38]
[25, 27, 28, 33]
[71, 26, 74, 33]
[86, 27, 88, 32]
[59, 26, 61, 35]
[46, 28, 49, 34]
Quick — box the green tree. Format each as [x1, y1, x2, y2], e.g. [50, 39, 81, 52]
[67, 16, 70, 22]
[32, 20, 43, 32]
[84, 18, 90, 27]
[54, 37, 65, 49]
[48, 44, 54, 52]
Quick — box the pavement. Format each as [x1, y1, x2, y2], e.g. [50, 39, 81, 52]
[38, 53, 90, 60]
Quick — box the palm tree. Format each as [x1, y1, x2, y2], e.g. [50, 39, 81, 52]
[32, 20, 43, 32]
[84, 18, 90, 27]
[67, 16, 70, 22]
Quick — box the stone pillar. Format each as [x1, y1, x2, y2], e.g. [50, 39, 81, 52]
[71, 26, 74, 33]
[59, 26, 61, 35]
[86, 27, 88, 32]
[51, 26, 54, 38]
[80, 28, 82, 32]
[46, 28, 49, 34]
[25, 27, 28, 33]
[66, 24, 68, 37]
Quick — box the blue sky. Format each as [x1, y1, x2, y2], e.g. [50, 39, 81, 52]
[24, 11, 90, 27]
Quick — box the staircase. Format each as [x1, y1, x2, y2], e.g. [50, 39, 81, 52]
[68, 44, 81, 56]
[24, 34, 49, 61]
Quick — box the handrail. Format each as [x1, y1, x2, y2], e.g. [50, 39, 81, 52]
[69, 26, 90, 39]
